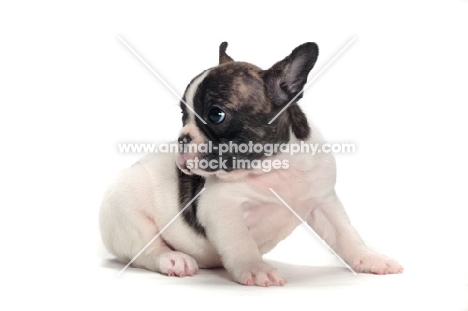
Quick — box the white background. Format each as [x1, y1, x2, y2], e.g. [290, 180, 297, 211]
[1, 0, 467, 310]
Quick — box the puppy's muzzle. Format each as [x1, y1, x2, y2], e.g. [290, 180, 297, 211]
[178, 134, 192, 154]
[176, 134, 195, 174]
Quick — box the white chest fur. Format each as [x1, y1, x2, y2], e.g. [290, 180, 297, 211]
[196, 127, 338, 255]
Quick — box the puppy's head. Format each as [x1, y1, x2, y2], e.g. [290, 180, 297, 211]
[176, 42, 319, 176]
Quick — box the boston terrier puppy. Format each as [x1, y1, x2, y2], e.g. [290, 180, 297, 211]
[100, 42, 403, 286]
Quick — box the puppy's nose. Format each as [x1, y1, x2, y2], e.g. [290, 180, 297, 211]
[178, 134, 192, 144]
[178, 134, 192, 154]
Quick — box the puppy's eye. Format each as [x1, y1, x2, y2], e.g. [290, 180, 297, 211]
[208, 107, 226, 124]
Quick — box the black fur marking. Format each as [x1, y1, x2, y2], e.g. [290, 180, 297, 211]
[177, 166, 206, 236]
[288, 103, 311, 139]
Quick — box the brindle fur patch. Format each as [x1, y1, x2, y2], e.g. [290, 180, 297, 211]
[177, 167, 206, 235]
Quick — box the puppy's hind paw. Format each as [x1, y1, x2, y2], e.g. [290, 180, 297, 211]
[353, 252, 403, 275]
[158, 251, 199, 277]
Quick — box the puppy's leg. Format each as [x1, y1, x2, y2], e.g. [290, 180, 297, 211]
[101, 208, 199, 277]
[99, 169, 199, 277]
[197, 187, 286, 286]
[129, 235, 199, 277]
[306, 191, 403, 274]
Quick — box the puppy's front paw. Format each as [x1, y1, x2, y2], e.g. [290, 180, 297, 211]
[352, 252, 403, 275]
[231, 261, 286, 287]
[159, 251, 199, 277]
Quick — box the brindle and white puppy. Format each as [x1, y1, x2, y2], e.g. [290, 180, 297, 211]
[100, 42, 403, 286]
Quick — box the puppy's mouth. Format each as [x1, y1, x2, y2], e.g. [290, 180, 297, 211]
[176, 153, 193, 175]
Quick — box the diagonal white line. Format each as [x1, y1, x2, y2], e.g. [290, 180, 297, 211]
[117, 187, 207, 276]
[118, 36, 207, 125]
[268, 37, 356, 124]
[268, 188, 357, 275]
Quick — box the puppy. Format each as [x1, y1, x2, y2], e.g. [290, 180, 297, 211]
[100, 42, 403, 286]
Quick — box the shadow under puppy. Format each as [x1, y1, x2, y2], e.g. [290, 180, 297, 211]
[100, 42, 403, 286]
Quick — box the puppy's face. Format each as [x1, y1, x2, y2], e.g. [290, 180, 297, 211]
[176, 42, 319, 176]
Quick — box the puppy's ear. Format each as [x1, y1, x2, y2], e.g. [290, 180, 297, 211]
[219, 42, 234, 64]
[262, 42, 318, 107]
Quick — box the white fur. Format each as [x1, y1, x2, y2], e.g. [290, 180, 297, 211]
[185, 70, 210, 123]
